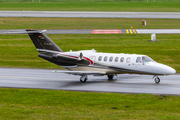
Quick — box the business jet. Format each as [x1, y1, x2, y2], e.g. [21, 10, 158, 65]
[26, 29, 176, 83]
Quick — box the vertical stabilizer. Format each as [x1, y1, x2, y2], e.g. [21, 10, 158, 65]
[26, 29, 63, 52]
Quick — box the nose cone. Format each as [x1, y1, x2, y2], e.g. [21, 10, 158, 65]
[167, 67, 176, 75]
[159, 63, 176, 75]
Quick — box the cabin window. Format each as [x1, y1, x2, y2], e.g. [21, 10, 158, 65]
[136, 57, 142, 63]
[126, 57, 131, 63]
[104, 56, 108, 62]
[120, 57, 124, 62]
[115, 57, 118, 62]
[109, 57, 113, 62]
[98, 56, 102, 61]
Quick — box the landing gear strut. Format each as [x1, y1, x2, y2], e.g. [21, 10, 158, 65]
[107, 74, 114, 80]
[80, 74, 87, 83]
[154, 76, 160, 83]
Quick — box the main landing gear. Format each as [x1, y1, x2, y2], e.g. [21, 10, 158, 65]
[80, 74, 87, 83]
[80, 74, 115, 83]
[107, 74, 114, 80]
[154, 76, 160, 83]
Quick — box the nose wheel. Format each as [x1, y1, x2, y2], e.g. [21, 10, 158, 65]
[80, 74, 87, 83]
[154, 76, 160, 83]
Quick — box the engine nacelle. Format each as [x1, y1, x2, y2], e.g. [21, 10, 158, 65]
[56, 52, 83, 61]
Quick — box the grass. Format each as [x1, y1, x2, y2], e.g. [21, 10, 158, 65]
[0, 88, 180, 119]
[0, 34, 180, 72]
[0, 17, 180, 72]
[0, 1, 180, 12]
[0, 17, 180, 30]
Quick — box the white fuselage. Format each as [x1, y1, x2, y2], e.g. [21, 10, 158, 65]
[65, 49, 176, 76]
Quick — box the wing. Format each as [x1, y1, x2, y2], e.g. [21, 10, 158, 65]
[53, 70, 105, 76]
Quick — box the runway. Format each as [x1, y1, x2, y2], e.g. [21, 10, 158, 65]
[0, 11, 180, 19]
[1, 11, 180, 95]
[1, 29, 180, 34]
[0, 68, 180, 95]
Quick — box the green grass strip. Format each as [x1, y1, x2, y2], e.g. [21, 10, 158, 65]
[0, 88, 180, 119]
[0, 17, 180, 30]
[0, 34, 180, 72]
[0, 1, 180, 12]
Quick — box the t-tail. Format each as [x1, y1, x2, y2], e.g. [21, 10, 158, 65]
[26, 29, 63, 52]
[26, 29, 63, 65]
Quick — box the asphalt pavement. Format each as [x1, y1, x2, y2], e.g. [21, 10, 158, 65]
[0, 11, 180, 19]
[1, 29, 180, 34]
[0, 68, 180, 95]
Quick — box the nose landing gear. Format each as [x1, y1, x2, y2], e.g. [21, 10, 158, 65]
[80, 74, 87, 83]
[153, 76, 160, 83]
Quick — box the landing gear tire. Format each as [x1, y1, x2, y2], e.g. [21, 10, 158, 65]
[80, 78, 87, 83]
[80, 74, 87, 83]
[154, 77, 160, 83]
[108, 74, 114, 80]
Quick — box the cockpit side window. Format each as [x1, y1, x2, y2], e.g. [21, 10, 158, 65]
[136, 57, 142, 63]
[126, 57, 131, 63]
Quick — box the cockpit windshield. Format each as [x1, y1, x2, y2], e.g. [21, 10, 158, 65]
[136, 56, 155, 64]
[142, 56, 155, 63]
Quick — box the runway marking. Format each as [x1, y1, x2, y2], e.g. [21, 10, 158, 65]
[129, 29, 133, 34]
[126, 29, 129, 34]
[92, 30, 121, 34]
[126, 29, 138, 34]
[133, 29, 136, 33]
[136, 29, 140, 33]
